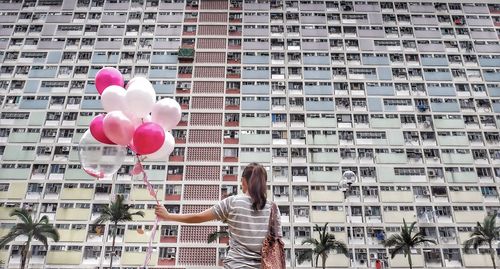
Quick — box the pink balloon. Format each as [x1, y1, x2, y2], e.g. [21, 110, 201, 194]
[95, 67, 124, 95]
[89, 115, 114, 145]
[145, 131, 175, 160]
[103, 111, 135, 146]
[133, 123, 165, 155]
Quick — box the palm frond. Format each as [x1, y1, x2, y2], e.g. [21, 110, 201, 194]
[93, 213, 111, 225]
[207, 231, 229, 243]
[301, 237, 320, 246]
[383, 234, 404, 248]
[10, 208, 33, 225]
[0, 230, 23, 248]
[296, 249, 313, 264]
[389, 244, 406, 259]
[328, 240, 349, 256]
[38, 215, 49, 225]
[464, 215, 498, 252]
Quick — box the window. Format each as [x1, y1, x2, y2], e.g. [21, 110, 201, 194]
[0, 184, 8, 192]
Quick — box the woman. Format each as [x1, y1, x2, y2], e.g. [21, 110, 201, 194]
[155, 163, 282, 269]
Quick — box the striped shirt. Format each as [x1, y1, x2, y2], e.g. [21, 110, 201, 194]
[212, 194, 282, 269]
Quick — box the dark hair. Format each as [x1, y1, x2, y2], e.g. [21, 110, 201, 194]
[242, 163, 267, 210]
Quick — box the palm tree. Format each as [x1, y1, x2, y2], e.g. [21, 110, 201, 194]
[463, 215, 499, 269]
[207, 230, 229, 244]
[383, 219, 437, 269]
[0, 208, 59, 269]
[94, 195, 144, 269]
[301, 223, 348, 269]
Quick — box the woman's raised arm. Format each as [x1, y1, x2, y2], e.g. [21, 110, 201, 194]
[155, 205, 217, 223]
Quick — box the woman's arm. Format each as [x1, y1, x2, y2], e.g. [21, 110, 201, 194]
[155, 205, 217, 223]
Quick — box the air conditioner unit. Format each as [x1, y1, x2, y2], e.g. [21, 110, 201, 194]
[370, 253, 376, 259]
[278, 82, 285, 86]
[428, 170, 436, 177]
[229, 26, 237, 31]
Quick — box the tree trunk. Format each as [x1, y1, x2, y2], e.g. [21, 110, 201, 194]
[321, 253, 327, 269]
[315, 254, 319, 268]
[110, 222, 117, 269]
[20, 245, 27, 269]
[489, 242, 497, 269]
[407, 250, 413, 269]
[20, 238, 31, 269]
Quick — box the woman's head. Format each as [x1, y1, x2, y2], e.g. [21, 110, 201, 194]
[241, 163, 267, 210]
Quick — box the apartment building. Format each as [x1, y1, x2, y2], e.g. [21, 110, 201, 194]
[0, 0, 500, 268]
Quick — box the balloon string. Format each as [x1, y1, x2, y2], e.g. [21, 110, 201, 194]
[131, 156, 160, 268]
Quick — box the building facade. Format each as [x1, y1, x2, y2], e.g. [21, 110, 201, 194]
[0, 0, 500, 268]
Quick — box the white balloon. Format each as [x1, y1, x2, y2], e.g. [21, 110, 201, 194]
[145, 131, 175, 160]
[129, 114, 152, 129]
[101, 85, 126, 112]
[126, 77, 152, 90]
[125, 82, 156, 119]
[151, 98, 182, 130]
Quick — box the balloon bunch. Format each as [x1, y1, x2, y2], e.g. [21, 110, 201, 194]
[78, 67, 181, 178]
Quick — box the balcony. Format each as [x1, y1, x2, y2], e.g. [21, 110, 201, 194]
[239, 133, 271, 145]
[434, 118, 465, 129]
[241, 70, 269, 79]
[478, 58, 500, 67]
[310, 190, 343, 202]
[305, 100, 334, 111]
[454, 211, 486, 223]
[306, 133, 338, 145]
[427, 86, 456, 96]
[383, 211, 416, 223]
[124, 229, 160, 243]
[47, 250, 83, 265]
[441, 153, 474, 164]
[463, 254, 494, 267]
[308, 152, 340, 164]
[58, 229, 87, 242]
[445, 171, 478, 183]
[450, 190, 483, 203]
[243, 41, 269, 50]
[0, 167, 31, 180]
[370, 118, 400, 128]
[64, 168, 94, 180]
[60, 187, 94, 200]
[380, 190, 413, 203]
[0, 182, 26, 200]
[424, 71, 453, 81]
[240, 85, 269, 95]
[304, 70, 331, 80]
[239, 116, 269, 127]
[55, 208, 91, 221]
[241, 100, 269, 110]
[310, 210, 345, 223]
[309, 170, 341, 183]
[303, 56, 330, 65]
[2, 145, 35, 161]
[484, 72, 500, 82]
[436, 135, 469, 146]
[240, 152, 272, 163]
[376, 153, 408, 164]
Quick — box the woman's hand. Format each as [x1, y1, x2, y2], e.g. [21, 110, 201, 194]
[155, 205, 169, 221]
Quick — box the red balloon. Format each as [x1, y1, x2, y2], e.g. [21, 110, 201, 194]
[132, 123, 165, 155]
[89, 115, 115, 145]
